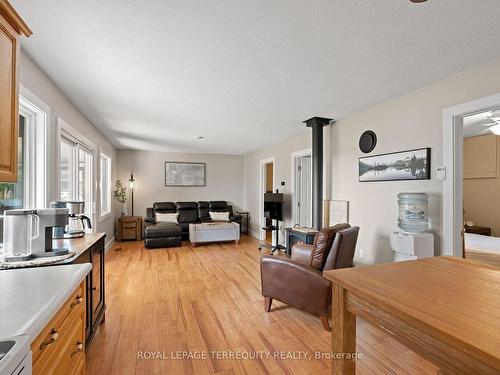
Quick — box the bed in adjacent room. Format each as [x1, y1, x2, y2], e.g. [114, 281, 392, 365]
[464, 233, 500, 268]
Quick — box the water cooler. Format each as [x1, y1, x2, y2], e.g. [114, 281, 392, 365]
[391, 193, 434, 262]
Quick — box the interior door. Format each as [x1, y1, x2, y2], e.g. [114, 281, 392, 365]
[296, 155, 312, 227]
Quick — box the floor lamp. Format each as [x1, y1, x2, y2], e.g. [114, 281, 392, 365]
[129, 173, 135, 216]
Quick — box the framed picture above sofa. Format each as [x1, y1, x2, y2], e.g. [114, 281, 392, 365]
[165, 161, 206, 186]
[359, 148, 431, 182]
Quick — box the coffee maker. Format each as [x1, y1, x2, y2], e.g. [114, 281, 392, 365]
[3, 208, 69, 261]
[31, 208, 70, 257]
[50, 201, 92, 239]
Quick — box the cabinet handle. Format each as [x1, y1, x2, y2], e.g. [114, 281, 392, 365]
[70, 295, 83, 308]
[70, 342, 84, 357]
[91, 287, 97, 291]
[40, 329, 59, 350]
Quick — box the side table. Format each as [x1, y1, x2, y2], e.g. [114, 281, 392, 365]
[236, 211, 250, 234]
[116, 216, 143, 241]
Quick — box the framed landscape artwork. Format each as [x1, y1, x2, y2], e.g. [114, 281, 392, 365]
[165, 161, 206, 186]
[359, 148, 431, 182]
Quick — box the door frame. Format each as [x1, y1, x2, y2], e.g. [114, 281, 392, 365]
[442, 92, 500, 257]
[259, 157, 276, 241]
[291, 148, 312, 227]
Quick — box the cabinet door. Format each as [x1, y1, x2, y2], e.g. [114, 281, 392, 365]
[70, 249, 92, 342]
[90, 241, 104, 327]
[0, 14, 19, 182]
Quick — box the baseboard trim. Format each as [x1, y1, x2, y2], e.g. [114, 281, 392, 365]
[105, 236, 116, 253]
[249, 229, 260, 240]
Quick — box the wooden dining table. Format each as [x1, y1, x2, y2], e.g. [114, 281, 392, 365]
[323, 256, 500, 375]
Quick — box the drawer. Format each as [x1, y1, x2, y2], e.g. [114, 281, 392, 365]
[53, 312, 85, 375]
[123, 228, 137, 239]
[32, 302, 84, 375]
[73, 356, 85, 375]
[31, 281, 85, 370]
[122, 222, 137, 229]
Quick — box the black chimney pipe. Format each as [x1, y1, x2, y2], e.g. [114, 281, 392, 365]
[303, 117, 332, 230]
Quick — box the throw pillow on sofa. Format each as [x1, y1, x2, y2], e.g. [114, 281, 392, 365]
[209, 211, 230, 222]
[156, 212, 179, 224]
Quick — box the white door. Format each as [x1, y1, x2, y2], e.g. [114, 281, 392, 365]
[295, 155, 312, 227]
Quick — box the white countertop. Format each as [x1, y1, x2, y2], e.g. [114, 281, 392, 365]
[0, 263, 92, 341]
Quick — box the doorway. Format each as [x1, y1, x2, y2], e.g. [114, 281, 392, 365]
[292, 149, 312, 227]
[461, 108, 500, 266]
[259, 157, 275, 242]
[443, 92, 500, 257]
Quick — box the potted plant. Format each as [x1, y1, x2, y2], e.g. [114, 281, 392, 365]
[113, 180, 128, 216]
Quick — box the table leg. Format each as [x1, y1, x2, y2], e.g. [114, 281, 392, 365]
[331, 284, 356, 375]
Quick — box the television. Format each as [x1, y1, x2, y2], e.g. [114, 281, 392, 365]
[264, 193, 283, 221]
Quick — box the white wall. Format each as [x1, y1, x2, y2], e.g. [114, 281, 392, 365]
[20, 51, 117, 246]
[332, 57, 500, 265]
[117, 150, 244, 217]
[242, 57, 500, 265]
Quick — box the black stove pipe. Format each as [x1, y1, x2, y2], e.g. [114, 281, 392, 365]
[303, 117, 332, 230]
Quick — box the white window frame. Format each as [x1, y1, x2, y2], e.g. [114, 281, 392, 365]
[57, 117, 97, 232]
[19, 95, 48, 208]
[99, 150, 112, 221]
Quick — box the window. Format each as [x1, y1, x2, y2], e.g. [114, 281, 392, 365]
[99, 152, 111, 218]
[59, 125, 96, 231]
[0, 97, 47, 244]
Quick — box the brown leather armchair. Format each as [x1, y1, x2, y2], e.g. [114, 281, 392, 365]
[260, 224, 359, 331]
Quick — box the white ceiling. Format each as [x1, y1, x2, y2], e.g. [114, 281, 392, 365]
[463, 109, 500, 138]
[13, 0, 500, 154]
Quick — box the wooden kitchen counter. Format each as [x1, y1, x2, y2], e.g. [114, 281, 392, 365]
[53, 232, 106, 263]
[323, 256, 500, 375]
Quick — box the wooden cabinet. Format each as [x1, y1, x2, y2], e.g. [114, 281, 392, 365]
[71, 235, 106, 346]
[32, 281, 86, 375]
[0, 1, 31, 182]
[117, 216, 143, 241]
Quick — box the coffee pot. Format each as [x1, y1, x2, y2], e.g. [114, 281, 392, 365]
[66, 214, 92, 238]
[50, 201, 92, 239]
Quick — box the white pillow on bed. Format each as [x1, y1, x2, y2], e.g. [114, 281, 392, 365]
[209, 211, 230, 222]
[156, 212, 179, 224]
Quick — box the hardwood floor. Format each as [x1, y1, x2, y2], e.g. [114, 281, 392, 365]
[86, 235, 438, 375]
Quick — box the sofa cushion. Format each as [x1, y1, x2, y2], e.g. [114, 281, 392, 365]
[176, 201, 199, 223]
[144, 223, 182, 238]
[209, 201, 228, 211]
[198, 201, 210, 220]
[311, 223, 351, 270]
[153, 202, 176, 213]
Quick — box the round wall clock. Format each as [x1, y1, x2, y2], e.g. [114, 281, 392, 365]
[359, 130, 377, 153]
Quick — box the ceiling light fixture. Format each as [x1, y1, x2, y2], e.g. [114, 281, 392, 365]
[196, 136, 205, 140]
[410, 0, 428, 3]
[489, 124, 500, 135]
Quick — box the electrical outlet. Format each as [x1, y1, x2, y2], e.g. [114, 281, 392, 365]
[358, 248, 364, 258]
